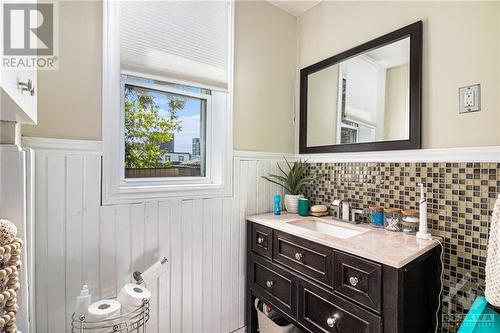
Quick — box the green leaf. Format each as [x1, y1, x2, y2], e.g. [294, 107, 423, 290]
[262, 158, 320, 195]
[261, 176, 292, 193]
[124, 86, 184, 169]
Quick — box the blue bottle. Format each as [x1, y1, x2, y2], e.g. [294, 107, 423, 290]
[274, 195, 281, 215]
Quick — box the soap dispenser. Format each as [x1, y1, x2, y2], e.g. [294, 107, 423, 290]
[416, 183, 432, 240]
[75, 285, 91, 318]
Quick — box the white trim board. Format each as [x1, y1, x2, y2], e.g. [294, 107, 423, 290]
[299, 146, 500, 163]
[21, 138, 500, 162]
[22, 137, 103, 154]
[234, 150, 295, 161]
[238, 147, 500, 162]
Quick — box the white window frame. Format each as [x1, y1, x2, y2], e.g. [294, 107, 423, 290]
[102, 0, 233, 204]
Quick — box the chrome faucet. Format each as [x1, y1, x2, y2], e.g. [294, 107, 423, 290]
[331, 199, 362, 224]
[330, 199, 342, 219]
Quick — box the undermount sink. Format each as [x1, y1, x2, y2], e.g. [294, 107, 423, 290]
[288, 219, 366, 239]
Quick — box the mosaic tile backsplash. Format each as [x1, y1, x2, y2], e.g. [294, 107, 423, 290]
[305, 162, 500, 333]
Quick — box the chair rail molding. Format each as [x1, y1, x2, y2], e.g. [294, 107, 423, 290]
[22, 137, 103, 154]
[299, 146, 500, 163]
[234, 150, 295, 161]
[23, 138, 500, 163]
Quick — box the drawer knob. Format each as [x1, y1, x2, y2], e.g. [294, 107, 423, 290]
[257, 237, 264, 244]
[326, 314, 338, 328]
[349, 276, 359, 287]
[294, 252, 303, 261]
[266, 281, 273, 288]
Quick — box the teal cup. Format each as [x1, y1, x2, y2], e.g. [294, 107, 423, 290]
[298, 198, 309, 217]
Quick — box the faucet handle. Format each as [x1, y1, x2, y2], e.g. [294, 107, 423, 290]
[330, 199, 342, 207]
[351, 209, 363, 223]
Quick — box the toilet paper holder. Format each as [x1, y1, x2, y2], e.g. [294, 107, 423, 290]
[133, 257, 168, 284]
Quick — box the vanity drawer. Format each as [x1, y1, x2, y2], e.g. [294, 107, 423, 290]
[333, 251, 382, 313]
[251, 223, 273, 259]
[250, 254, 297, 317]
[273, 231, 333, 287]
[298, 279, 382, 333]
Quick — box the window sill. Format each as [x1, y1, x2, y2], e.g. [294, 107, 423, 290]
[102, 181, 232, 205]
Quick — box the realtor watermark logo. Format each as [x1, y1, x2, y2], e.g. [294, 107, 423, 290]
[2, 2, 58, 69]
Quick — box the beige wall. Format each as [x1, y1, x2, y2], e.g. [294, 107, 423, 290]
[23, 1, 298, 153]
[23, 1, 500, 151]
[384, 64, 409, 141]
[233, 1, 296, 152]
[306, 65, 339, 146]
[23, 1, 102, 140]
[297, 1, 500, 149]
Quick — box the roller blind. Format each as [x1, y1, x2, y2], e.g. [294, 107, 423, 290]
[343, 57, 380, 127]
[119, 0, 230, 91]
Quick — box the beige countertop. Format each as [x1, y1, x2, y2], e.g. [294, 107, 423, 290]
[247, 212, 440, 268]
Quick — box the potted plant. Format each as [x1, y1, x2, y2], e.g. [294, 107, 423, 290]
[262, 158, 317, 213]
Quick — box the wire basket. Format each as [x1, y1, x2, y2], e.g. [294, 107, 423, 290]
[71, 298, 150, 333]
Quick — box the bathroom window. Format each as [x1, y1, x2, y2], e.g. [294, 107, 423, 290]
[102, 0, 233, 204]
[123, 75, 208, 179]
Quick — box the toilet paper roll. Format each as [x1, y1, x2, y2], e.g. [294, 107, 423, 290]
[117, 283, 151, 315]
[86, 299, 122, 333]
[141, 261, 167, 284]
[87, 299, 121, 321]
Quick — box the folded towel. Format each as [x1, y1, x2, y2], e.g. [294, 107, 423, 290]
[485, 194, 500, 307]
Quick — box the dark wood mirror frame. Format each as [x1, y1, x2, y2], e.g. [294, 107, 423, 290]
[299, 21, 422, 154]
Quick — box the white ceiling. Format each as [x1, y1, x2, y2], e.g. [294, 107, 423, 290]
[365, 38, 410, 69]
[267, 1, 322, 17]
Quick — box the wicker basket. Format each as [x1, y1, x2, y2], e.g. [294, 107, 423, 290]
[254, 299, 301, 333]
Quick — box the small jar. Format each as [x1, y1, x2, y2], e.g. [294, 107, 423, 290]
[369, 205, 384, 228]
[384, 208, 402, 232]
[401, 209, 419, 234]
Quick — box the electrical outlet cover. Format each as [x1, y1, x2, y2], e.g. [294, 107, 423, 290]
[459, 84, 481, 113]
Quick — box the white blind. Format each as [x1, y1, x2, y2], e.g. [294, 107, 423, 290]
[343, 57, 380, 127]
[119, 0, 230, 90]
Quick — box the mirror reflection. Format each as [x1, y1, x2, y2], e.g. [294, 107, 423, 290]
[307, 37, 410, 146]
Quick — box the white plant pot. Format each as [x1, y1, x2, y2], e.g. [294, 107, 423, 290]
[284, 194, 304, 213]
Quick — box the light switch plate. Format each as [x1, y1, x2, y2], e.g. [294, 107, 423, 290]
[459, 84, 481, 113]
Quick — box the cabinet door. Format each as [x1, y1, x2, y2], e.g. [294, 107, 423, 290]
[0, 1, 38, 124]
[1, 66, 37, 124]
[298, 279, 382, 333]
[251, 223, 272, 259]
[333, 251, 382, 313]
[250, 254, 297, 318]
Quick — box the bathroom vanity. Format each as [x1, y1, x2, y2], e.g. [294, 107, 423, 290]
[246, 213, 441, 333]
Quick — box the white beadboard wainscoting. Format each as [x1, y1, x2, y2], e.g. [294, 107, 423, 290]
[29, 139, 286, 333]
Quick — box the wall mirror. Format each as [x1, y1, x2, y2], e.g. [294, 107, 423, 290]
[300, 21, 422, 153]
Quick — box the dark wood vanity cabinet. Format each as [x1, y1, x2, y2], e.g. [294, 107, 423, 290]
[246, 222, 441, 333]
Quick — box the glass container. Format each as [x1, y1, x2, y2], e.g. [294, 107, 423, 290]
[401, 209, 419, 234]
[384, 208, 402, 232]
[369, 205, 384, 228]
